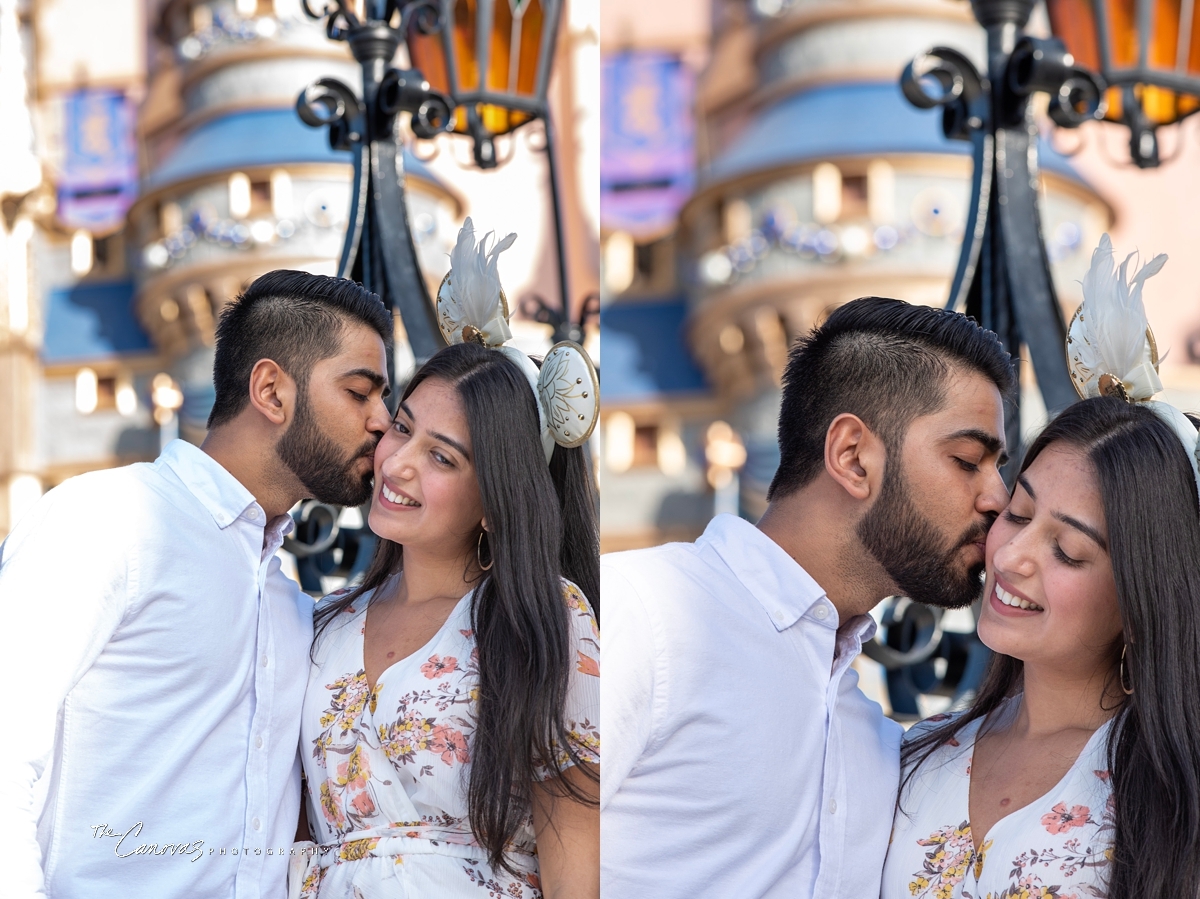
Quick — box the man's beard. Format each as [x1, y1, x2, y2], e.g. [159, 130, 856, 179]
[275, 388, 377, 507]
[856, 459, 994, 610]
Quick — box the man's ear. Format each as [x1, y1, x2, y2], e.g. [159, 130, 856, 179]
[824, 412, 886, 501]
[247, 358, 295, 427]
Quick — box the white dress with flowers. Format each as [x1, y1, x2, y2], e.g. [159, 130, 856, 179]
[297, 579, 600, 899]
[882, 698, 1115, 899]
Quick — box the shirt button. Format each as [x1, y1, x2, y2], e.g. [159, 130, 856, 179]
[255, 735, 264, 749]
[247, 508, 259, 520]
[813, 604, 830, 621]
[252, 817, 262, 831]
[828, 799, 837, 814]
[774, 610, 786, 623]
[261, 653, 269, 668]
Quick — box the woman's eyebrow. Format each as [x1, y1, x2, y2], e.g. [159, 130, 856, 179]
[429, 431, 471, 461]
[1054, 513, 1108, 551]
[1018, 474, 1108, 551]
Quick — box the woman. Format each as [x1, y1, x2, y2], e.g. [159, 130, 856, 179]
[294, 335, 600, 898]
[883, 236, 1200, 899]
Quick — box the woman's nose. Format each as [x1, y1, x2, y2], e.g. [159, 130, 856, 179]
[992, 526, 1036, 578]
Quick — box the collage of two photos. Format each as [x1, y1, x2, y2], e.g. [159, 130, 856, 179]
[4, 0, 1200, 896]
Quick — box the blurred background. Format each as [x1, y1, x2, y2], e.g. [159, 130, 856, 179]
[598, 0, 1200, 717]
[0, 0, 599, 556]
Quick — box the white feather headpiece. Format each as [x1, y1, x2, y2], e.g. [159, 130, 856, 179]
[1067, 233, 1200, 498]
[435, 219, 599, 464]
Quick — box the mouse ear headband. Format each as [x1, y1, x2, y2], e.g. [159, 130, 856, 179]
[1066, 233, 1200, 496]
[435, 218, 599, 464]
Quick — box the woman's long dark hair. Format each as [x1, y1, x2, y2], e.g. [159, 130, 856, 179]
[314, 342, 599, 874]
[900, 396, 1200, 898]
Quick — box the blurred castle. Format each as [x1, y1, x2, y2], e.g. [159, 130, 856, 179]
[0, 0, 598, 540]
[598, 0, 1117, 552]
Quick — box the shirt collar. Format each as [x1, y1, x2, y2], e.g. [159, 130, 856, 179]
[699, 514, 832, 632]
[157, 439, 270, 531]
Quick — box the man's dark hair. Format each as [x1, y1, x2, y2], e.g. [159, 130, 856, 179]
[207, 270, 392, 428]
[767, 296, 1016, 500]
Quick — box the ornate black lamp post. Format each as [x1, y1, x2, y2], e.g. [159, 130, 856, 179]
[287, 0, 588, 591]
[867, 0, 1107, 714]
[901, 1, 1105, 463]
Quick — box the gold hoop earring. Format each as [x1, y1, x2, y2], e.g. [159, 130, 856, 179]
[477, 530, 493, 571]
[1120, 644, 1134, 696]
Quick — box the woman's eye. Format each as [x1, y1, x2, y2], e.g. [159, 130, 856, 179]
[1053, 543, 1084, 568]
[432, 451, 452, 466]
[1002, 510, 1029, 525]
[954, 458, 980, 473]
[392, 420, 410, 435]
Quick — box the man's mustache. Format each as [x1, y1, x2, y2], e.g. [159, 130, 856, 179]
[957, 512, 998, 549]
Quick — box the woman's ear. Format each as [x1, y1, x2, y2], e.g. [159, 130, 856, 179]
[824, 412, 886, 502]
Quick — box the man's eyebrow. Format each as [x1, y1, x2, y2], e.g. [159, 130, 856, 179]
[396, 403, 471, 460]
[1055, 513, 1108, 551]
[945, 428, 1008, 464]
[341, 367, 391, 397]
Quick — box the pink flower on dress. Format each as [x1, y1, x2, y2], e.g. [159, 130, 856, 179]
[577, 651, 599, 677]
[1094, 769, 1111, 781]
[431, 724, 470, 765]
[420, 655, 458, 679]
[1041, 802, 1091, 833]
[350, 790, 376, 817]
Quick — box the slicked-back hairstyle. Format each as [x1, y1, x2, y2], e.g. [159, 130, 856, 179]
[207, 270, 392, 428]
[767, 297, 1016, 500]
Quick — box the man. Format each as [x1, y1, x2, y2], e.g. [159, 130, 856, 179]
[601, 297, 1016, 898]
[0, 270, 393, 899]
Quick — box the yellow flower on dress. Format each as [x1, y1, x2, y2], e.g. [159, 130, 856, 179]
[338, 837, 380, 862]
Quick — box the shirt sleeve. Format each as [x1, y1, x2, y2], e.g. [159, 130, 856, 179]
[537, 580, 600, 780]
[598, 560, 658, 810]
[0, 480, 134, 898]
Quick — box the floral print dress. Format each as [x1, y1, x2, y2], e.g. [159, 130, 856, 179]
[882, 698, 1115, 899]
[297, 580, 600, 899]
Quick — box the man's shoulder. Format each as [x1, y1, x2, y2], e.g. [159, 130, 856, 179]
[601, 539, 712, 591]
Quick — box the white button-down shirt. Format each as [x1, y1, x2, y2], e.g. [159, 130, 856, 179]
[601, 514, 903, 899]
[0, 440, 314, 899]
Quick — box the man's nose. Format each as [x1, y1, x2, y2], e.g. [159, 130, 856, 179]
[366, 395, 391, 436]
[978, 464, 1009, 515]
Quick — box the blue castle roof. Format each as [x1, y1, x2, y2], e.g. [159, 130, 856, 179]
[601, 297, 710, 404]
[144, 107, 444, 193]
[42, 279, 153, 365]
[703, 81, 1086, 187]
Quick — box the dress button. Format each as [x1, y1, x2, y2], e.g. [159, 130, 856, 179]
[813, 603, 830, 621]
[252, 817, 261, 831]
[828, 799, 837, 814]
[255, 735, 264, 749]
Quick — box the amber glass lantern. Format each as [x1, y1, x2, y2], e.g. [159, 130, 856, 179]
[406, 0, 563, 165]
[1047, 0, 1200, 165]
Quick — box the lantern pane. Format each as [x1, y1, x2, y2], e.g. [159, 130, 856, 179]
[408, 0, 548, 138]
[1047, 0, 1103, 70]
[1149, 0, 1183, 69]
[1107, 0, 1139, 67]
[1190, 0, 1200, 73]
